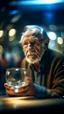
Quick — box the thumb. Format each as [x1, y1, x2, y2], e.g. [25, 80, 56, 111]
[24, 76, 32, 84]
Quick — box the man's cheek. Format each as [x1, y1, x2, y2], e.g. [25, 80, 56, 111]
[23, 48, 27, 54]
[23, 49, 27, 56]
[35, 45, 40, 51]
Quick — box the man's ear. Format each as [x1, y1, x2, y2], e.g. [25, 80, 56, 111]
[46, 39, 50, 43]
[43, 39, 50, 49]
[48, 39, 50, 43]
[45, 38, 50, 45]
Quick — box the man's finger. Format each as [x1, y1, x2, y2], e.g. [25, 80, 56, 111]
[4, 83, 14, 90]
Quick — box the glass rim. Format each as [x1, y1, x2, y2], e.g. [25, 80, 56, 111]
[6, 68, 27, 71]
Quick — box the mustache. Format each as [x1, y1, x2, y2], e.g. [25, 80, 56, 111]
[26, 51, 40, 61]
[27, 51, 36, 56]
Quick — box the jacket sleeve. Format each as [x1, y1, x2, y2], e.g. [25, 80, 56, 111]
[47, 55, 64, 98]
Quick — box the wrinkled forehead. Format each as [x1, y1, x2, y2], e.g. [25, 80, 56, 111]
[23, 28, 41, 37]
[20, 28, 44, 43]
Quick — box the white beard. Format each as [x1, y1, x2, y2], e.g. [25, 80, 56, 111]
[26, 56, 40, 64]
[25, 49, 46, 64]
[24, 42, 47, 64]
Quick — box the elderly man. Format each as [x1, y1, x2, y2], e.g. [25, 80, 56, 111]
[4, 25, 64, 98]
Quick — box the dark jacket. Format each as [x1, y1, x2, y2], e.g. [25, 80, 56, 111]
[21, 48, 64, 98]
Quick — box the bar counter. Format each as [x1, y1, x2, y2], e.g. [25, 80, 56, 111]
[0, 96, 64, 113]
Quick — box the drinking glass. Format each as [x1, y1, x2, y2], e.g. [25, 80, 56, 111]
[5, 68, 29, 92]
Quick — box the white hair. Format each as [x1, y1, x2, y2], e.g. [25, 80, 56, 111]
[19, 25, 49, 44]
[19, 25, 44, 44]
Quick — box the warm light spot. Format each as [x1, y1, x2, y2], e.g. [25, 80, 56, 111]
[9, 29, 16, 37]
[57, 37, 63, 44]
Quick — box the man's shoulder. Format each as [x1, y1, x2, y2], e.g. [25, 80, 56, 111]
[48, 48, 64, 58]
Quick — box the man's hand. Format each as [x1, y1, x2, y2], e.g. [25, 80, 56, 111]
[4, 76, 36, 97]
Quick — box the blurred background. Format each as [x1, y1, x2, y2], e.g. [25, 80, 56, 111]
[0, 0, 64, 93]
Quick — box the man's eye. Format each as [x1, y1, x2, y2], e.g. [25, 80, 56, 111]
[31, 42, 35, 45]
[34, 41, 40, 45]
[39, 40, 44, 43]
[23, 42, 28, 46]
[31, 41, 39, 45]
